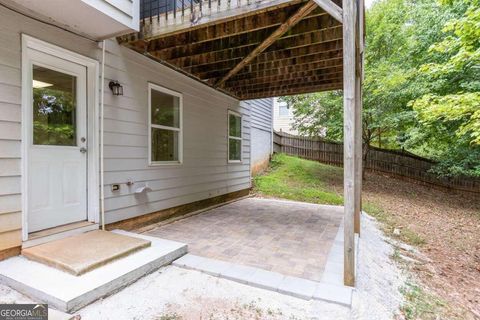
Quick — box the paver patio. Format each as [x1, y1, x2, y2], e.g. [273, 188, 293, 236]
[145, 197, 343, 281]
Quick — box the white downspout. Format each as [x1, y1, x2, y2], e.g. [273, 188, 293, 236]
[100, 40, 106, 231]
[270, 98, 274, 155]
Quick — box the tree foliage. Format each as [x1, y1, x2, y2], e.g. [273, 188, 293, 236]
[283, 0, 479, 177]
[282, 91, 343, 141]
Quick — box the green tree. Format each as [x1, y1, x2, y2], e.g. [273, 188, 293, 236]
[407, 0, 480, 177]
[281, 91, 343, 141]
[282, 0, 479, 177]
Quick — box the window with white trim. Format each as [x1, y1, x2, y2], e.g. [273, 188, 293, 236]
[278, 102, 290, 117]
[148, 83, 182, 165]
[228, 111, 242, 162]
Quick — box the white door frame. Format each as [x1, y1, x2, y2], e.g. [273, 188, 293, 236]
[21, 35, 100, 241]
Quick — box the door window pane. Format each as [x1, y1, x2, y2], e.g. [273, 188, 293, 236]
[151, 89, 180, 128]
[32, 65, 77, 146]
[151, 128, 179, 161]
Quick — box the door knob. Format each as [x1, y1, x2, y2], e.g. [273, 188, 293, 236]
[80, 147, 87, 153]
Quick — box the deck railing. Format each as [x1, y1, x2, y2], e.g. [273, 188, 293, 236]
[141, 0, 199, 20]
[140, 0, 289, 35]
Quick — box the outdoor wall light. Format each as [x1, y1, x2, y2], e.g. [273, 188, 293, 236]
[109, 81, 123, 96]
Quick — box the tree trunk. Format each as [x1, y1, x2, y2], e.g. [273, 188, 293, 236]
[362, 142, 369, 181]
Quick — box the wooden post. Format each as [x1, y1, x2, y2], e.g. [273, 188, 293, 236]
[343, 0, 357, 287]
[354, 0, 364, 235]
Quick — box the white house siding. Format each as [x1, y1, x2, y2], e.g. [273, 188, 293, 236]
[246, 98, 273, 175]
[101, 42, 251, 224]
[0, 5, 251, 251]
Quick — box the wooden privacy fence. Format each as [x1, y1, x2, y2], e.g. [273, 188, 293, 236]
[273, 131, 480, 193]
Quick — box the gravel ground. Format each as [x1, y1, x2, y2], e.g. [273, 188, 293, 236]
[352, 214, 405, 320]
[0, 214, 405, 320]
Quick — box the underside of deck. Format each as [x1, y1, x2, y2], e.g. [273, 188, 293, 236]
[118, 0, 343, 100]
[119, 0, 363, 287]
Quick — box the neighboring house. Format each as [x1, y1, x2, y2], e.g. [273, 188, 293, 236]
[273, 97, 298, 135]
[248, 99, 274, 175]
[273, 97, 327, 137]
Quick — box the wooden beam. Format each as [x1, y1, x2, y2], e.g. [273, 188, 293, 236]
[183, 41, 343, 75]
[216, 0, 319, 87]
[238, 82, 342, 99]
[354, 0, 365, 235]
[166, 25, 342, 69]
[235, 77, 343, 95]
[224, 68, 342, 91]
[219, 57, 344, 80]
[190, 49, 343, 82]
[225, 67, 343, 87]
[197, 58, 344, 81]
[313, 0, 343, 22]
[152, 13, 339, 62]
[239, 50, 342, 73]
[343, 0, 356, 287]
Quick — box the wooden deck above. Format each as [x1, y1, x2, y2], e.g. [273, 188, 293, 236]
[119, 0, 343, 100]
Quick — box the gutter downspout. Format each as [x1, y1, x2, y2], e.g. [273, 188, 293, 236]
[270, 98, 274, 156]
[100, 40, 106, 230]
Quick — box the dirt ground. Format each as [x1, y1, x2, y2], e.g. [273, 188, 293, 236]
[328, 171, 480, 319]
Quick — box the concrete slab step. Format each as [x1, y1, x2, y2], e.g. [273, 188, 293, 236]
[173, 254, 353, 306]
[22, 230, 151, 276]
[0, 231, 187, 312]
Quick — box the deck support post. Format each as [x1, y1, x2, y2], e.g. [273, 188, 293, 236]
[342, 0, 361, 287]
[354, 0, 364, 235]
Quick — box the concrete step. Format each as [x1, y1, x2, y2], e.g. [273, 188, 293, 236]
[0, 231, 187, 312]
[173, 254, 353, 306]
[22, 230, 151, 276]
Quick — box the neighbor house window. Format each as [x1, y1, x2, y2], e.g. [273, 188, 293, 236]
[228, 111, 242, 162]
[278, 102, 290, 117]
[148, 83, 182, 165]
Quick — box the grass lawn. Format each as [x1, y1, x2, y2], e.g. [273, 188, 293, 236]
[253, 153, 344, 205]
[253, 153, 480, 320]
[253, 153, 382, 225]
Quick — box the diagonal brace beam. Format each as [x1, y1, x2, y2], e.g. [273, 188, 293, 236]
[216, 0, 318, 88]
[313, 0, 343, 23]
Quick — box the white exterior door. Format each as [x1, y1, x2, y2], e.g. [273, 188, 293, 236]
[26, 49, 88, 233]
